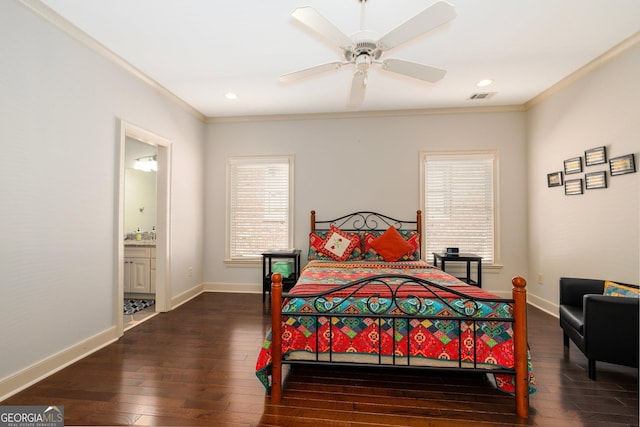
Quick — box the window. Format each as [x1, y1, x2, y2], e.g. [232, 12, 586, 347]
[226, 156, 294, 262]
[420, 151, 499, 265]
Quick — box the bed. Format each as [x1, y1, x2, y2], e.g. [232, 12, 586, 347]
[256, 210, 534, 418]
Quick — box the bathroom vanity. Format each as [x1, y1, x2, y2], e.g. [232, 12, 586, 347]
[124, 242, 156, 294]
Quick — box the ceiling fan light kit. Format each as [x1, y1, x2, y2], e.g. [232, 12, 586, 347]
[281, 0, 456, 108]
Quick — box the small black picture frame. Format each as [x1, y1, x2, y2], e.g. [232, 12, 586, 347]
[585, 171, 607, 190]
[609, 153, 636, 176]
[565, 178, 583, 195]
[585, 146, 607, 166]
[547, 171, 563, 187]
[564, 157, 582, 175]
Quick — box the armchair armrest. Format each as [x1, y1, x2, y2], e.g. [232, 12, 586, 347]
[559, 277, 604, 307]
[583, 295, 639, 366]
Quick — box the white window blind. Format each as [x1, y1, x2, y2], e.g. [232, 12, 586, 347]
[422, 152, 496, 264]
[227, 156, 293, 259]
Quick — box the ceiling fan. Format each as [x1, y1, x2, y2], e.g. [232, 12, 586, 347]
[280, 0, 456, 107]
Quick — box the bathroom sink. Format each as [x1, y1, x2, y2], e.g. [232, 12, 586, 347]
[124, 240, 156, 247]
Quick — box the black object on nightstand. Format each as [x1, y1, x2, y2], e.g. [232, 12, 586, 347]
[262, 249, 302, 302]
[432, 252, 482, 288]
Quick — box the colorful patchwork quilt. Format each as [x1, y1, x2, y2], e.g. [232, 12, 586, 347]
[256, 260, 535, 395]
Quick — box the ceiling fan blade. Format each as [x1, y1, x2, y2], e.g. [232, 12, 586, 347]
[280, 61, 344, 83]
[348, 72, 366, 107]
[291, 6, 352, 49]
[382, 58, 446, 83]
[378, 1, 456, 51]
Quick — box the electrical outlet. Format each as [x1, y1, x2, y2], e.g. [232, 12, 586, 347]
[537, 273, 544, 285]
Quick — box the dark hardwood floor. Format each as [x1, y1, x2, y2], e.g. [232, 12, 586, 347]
[3, 292, 638, 426]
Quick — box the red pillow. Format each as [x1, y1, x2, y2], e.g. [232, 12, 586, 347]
[364, 231, 420, 261]
[321, 225, 360, 261]
[370, 226, 413, 262]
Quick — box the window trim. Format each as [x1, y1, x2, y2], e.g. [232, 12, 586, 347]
[225, 155, 294, 265]
[419, 150, 501, 267]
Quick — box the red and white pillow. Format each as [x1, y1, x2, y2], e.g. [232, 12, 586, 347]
[320, 225, 361, 261]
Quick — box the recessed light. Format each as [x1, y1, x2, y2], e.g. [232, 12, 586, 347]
[224, 92, 238, 100]
[476, 79, 493, 88]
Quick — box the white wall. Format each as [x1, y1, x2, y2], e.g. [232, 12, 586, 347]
[0, 1, 204, 389]
[527, 44, 640, 313]
[204, 111, 529, 294]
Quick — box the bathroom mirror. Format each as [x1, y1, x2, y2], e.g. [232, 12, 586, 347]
[124, 137, 157, 237]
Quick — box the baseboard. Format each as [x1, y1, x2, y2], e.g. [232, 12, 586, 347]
[0, 326, 118, 402]
[169, 282, 261, 308]
[204, 282, 261, 294]
[170, 283, 205, 309]
[526, 293, 559, 318]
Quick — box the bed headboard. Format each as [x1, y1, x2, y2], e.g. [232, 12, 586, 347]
[310, 210, 423, 253]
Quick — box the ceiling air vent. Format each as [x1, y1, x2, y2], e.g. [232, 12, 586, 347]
[469, 92, 496, 100]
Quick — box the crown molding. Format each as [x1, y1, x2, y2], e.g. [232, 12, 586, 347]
[19, 0, 206, 122]
[205, 104, 526, 124]
[525, 31, 640, 110]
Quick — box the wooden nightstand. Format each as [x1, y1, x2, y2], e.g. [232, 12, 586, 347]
[262, 249, 302, 302]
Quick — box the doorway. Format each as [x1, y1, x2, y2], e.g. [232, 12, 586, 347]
[123, 138, 156, 330]
[116, 120, 171, 337]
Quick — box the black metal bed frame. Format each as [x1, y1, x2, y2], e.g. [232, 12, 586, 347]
[312, 210, 420, 233]
[280, 273, 516, 375]
[269, 210, 530, 417]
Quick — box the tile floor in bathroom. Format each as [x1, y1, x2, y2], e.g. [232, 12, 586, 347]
[123, 303, 157, 331]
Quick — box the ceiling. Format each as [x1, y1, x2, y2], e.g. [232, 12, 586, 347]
[37, 0, 640, 118]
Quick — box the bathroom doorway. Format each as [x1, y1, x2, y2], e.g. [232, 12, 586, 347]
[116, 120, 171, 336]
[123, 138, 157, 330]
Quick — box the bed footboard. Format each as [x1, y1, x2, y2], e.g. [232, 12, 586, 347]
[270, 273, 284, 404]
[269, 273, 529, 418]
[512, 276, 529, 418]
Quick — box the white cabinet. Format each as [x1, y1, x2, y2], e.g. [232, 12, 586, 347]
[125, 258, 150, 292]
[124, 246, 155, 293]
